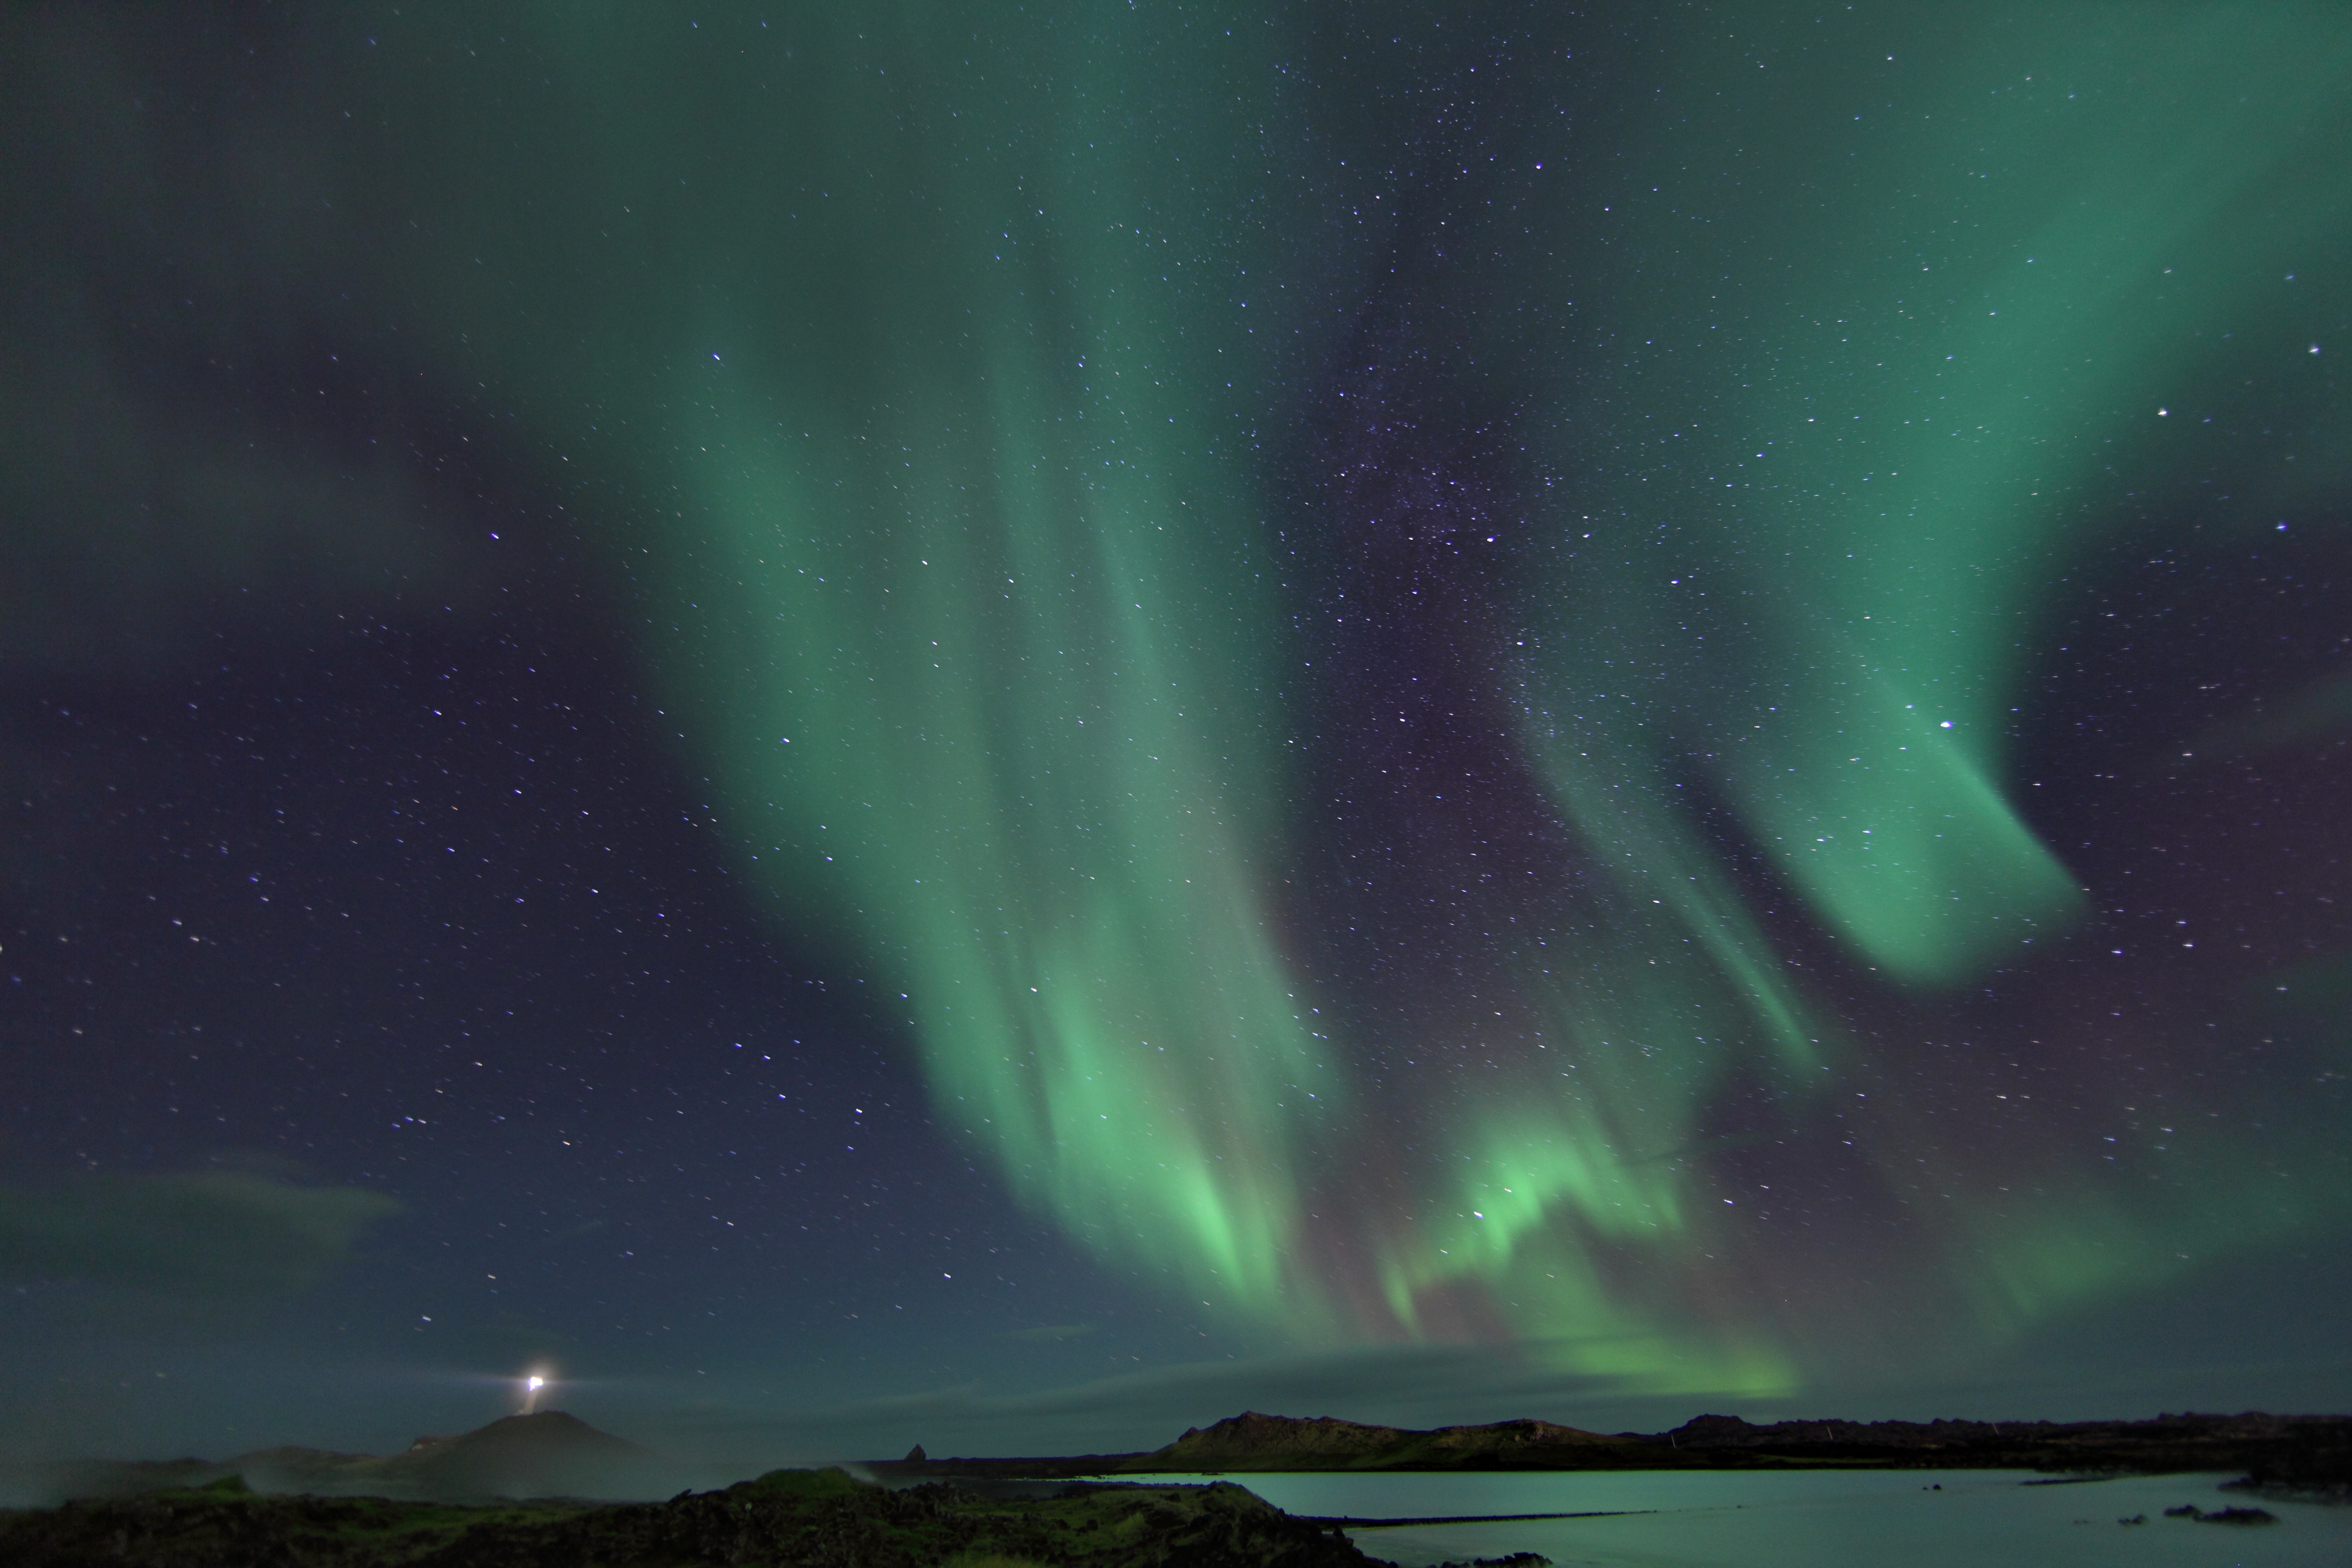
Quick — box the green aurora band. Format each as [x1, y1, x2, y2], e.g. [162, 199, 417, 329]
[1516, 11, 2349, 983]
[328, 4, 2351, 1395]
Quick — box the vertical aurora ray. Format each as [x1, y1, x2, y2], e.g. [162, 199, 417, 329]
[616, 8, 1355, 1320]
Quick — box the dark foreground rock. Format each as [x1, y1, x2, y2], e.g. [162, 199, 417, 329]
[0, 1467, 1393, 1568]
[2164, 1502, 2279, 1524]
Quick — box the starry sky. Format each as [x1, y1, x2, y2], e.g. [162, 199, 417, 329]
[4, 2, 2350, 1475]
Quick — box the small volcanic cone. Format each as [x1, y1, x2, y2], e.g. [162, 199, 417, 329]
[370, 1411, 660, 1499]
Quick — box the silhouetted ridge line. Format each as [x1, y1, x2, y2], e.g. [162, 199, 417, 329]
[867, 1408, 2352, 1480]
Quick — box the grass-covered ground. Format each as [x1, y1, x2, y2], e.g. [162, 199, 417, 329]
[0, 1466, 1409, 1567]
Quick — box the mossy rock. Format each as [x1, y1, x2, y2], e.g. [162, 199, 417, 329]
[731, 1465, 878, 1498]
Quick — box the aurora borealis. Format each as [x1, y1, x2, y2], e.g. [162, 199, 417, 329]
[4, 3, 2350, 1466]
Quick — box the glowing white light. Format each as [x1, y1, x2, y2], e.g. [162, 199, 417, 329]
[527, 1376, 544, 1391]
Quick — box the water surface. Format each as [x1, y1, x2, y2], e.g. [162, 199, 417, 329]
[1117, 1470, 2350, 1567]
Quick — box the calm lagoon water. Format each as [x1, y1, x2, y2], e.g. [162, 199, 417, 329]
[1117, 1470, 2352, 1568]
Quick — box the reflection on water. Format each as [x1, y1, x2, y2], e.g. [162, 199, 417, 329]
[1116, 1470, 2352, 1567]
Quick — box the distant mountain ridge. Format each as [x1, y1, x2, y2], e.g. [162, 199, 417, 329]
[34, 1403, 2352, 1510]
[872, 1407, 2352, 1485]
[1147, 1410, 1656, 1471]
[31, 1411, 690, 1506]
[1649, 1409, 2352, 1483]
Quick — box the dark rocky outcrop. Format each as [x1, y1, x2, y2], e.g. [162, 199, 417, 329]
[2221, 1427, 2352, 1502]
[2163, 1502, 2280, 1524]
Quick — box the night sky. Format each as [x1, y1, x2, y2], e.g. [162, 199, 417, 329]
[5, 3, 2350, 1477]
